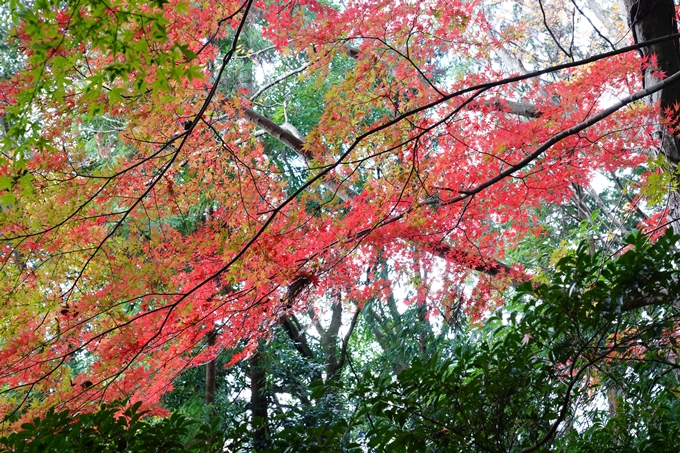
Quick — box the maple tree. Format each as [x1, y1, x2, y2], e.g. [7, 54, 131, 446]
[7, 231, 680, 451]
[1, 0, 680, 437]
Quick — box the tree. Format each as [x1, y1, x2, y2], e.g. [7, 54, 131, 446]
[354, 230, 680, 452]
[0, 0, 679, 431]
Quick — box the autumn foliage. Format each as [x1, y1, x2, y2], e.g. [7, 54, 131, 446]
[0, 0, 675, 425]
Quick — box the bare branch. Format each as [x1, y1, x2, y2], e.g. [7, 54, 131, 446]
[249, 63, 310, 102]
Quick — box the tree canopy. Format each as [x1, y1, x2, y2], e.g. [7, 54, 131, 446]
[1, 0, 680, 450]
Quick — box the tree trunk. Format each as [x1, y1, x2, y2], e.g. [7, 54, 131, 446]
[607, 386, 619, 418]
[624, 0, 680, 385]
[322, 301, 342, 379]
[250, 345, 269, 451]
[623, 0, 680, 230]
[204, 330, 218, 405]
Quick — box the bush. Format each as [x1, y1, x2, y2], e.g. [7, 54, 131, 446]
[0, 401, 223, 453]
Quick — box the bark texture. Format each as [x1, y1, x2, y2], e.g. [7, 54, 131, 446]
[204, 330, 218, 405]
[250, 346, 269, 450]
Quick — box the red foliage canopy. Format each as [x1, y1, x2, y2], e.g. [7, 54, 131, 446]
[0, 0, 673, 422]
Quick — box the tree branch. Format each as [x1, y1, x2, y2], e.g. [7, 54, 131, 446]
[241, 107, 516, 278]
[478, 98, 543, 118]
[443, 68, 680, 206]
[279, 315, 315, 360]
[336, 307, 361, 374]
[249, 63, 310, 102]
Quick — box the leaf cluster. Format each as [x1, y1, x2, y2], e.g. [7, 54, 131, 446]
[343, 230, 680, 452]
[0, 401, 224, 453]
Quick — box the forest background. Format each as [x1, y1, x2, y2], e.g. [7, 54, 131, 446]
[1, 0, 680, 451]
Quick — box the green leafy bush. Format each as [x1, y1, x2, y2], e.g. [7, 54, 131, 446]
[0, 401, 223, 453]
